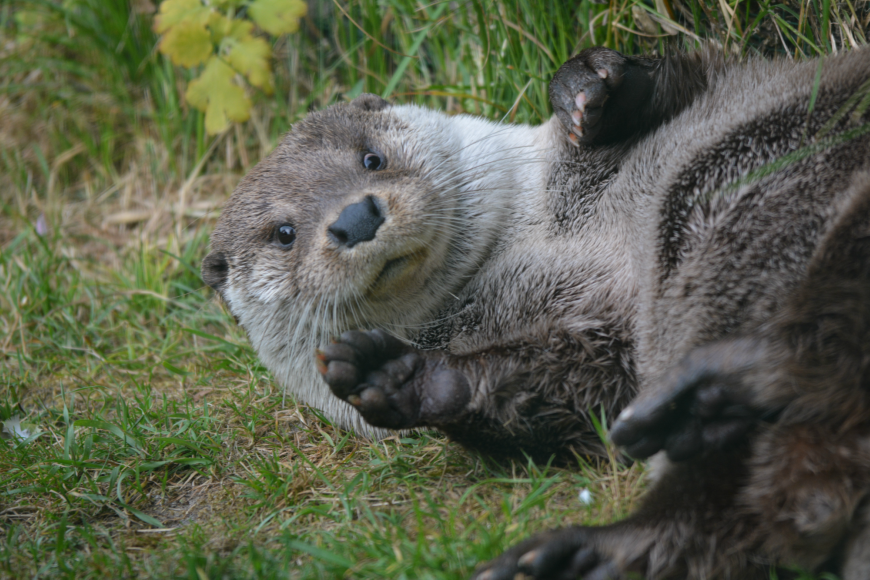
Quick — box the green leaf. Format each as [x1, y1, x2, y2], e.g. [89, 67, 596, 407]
[185, 56, 251, 135]
[226, 35, 274, 93]
[248, 0, 307, 36]
[181, 327, 247, 352]
[154, 436, 218, 455]
[381, 1, 449, 99]
[159, 20, 213, 67]
[153, 0, 211, 34]
[13, 10, 50, 31]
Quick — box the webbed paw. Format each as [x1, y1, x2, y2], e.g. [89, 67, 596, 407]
[611, 337, 770, 461]
[473, 528, 624, 580]
[550, 47, 653, 146]
[317, 329, 470, 430]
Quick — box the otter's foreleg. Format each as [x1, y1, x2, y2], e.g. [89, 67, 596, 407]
[317, 329, 472, 431]
[549, 46, 724, 146]
[318, 323, 636, 461]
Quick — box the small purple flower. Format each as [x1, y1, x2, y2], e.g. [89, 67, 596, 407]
[35, 214, 48, 237]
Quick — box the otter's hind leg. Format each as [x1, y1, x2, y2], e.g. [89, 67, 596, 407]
[474, 444, 775, 580]
[606, 172, 870, 575]
[477, 173, 870, 579]
[613, 172, 870, 459]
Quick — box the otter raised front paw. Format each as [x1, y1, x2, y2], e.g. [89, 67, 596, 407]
[549, 47, 654, 146]
[610, 336, 773, 461]
[317, 329, 471, 430]
[473, 527, 624, 580]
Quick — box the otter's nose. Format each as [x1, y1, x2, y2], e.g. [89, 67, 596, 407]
[328, 196, 384, 248]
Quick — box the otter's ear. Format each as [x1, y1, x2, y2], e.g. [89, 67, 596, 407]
[202, 251, 229, 294]
[349, 93, 391, 112]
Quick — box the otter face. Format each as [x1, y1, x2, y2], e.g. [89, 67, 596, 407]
[201, 93, 508, 419]
[204, 93, 465, 324]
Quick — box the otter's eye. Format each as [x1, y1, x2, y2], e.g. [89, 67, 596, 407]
[363, 152, 384, 170]
[275, 224, 296, 247]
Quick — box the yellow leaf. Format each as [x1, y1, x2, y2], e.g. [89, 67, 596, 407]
[207, 12, 254, 45]
[153, 0, 211, 34]
[186, 57, 251, 135]
[226, 36, 274, 94]
[158, 20, 213, 67]
[248, 0, 307, 36]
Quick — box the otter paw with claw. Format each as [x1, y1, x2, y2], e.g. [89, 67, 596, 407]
[550, 47, 629, 146]
[610, 337, 770, 461]
[549, 47, 655, 146]
[317, 329, 470, 430]
[473, 527, 624, 580]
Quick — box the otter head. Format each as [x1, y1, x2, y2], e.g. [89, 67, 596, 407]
[202, 93, 513, 430]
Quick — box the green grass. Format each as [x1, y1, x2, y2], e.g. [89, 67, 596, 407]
[0, 225, 640, 578]
[0, 0, 866, 578]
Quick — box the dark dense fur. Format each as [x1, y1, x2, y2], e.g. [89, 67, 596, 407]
[313, 47, 870, 577]
[465, 49, 870, 579]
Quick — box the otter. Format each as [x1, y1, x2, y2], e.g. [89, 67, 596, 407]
[202, 59, 645, 458]
[204, 43, 870, 576]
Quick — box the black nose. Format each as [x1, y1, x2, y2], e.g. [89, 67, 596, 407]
[328, 196, 384, 248]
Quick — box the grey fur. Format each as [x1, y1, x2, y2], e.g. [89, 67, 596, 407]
[205, 43, 870, 578]
[472, 46, 870, 579]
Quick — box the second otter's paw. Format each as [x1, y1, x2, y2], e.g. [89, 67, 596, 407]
[610, 337, 771, 461]
[473, 527, 625, 580]
[317, 329, 470, 430]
